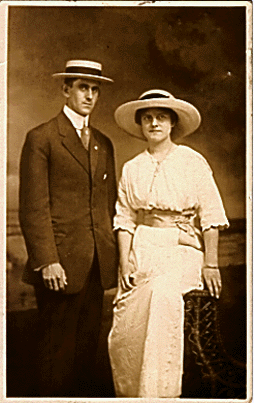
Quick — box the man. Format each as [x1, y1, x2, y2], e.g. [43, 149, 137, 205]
[19, 60, 119, 397]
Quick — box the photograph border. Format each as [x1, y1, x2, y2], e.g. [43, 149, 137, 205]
[1, 1, 252, 402]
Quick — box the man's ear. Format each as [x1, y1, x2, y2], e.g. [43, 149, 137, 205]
[62, 84, 70, 99]
[97, 85, 101, 98]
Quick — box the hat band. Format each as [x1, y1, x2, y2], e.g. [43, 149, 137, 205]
[65, 66, 102, 76]
[140, 93, 169, 100]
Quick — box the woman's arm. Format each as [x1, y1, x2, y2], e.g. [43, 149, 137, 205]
[118, 229, 135, 291]
[195, 156, 229, 299]
[202, 227, 222, 299]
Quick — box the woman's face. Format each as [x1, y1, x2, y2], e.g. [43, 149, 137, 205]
[140, 108, 174, 144]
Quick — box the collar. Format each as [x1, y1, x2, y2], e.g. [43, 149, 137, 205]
[63, 104, 89, 130]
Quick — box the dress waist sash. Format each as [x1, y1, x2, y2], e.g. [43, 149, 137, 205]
[137, 209, 204, 251]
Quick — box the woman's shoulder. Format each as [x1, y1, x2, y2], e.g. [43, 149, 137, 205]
[119, 150, 149, 180]
[176, 145, 211, 169]
[123, 150, 148, 168]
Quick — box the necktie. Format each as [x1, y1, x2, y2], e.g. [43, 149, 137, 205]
[81, 126, 90, 151]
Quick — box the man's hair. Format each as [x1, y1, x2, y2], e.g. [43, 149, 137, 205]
[64, 77, 78, 87]
[63, 78, 101, 96]
[135, 107, 178, 126]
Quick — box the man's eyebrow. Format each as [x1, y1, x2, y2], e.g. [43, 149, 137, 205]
[79, 83, 99, 91]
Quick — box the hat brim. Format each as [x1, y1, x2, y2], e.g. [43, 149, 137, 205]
[114, 98, 201, 140]
[52, 72, 114, 83]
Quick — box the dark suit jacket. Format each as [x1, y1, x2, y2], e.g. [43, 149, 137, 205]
[19, 111, 119, 294]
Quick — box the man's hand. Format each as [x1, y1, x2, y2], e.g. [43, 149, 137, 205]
[42, 263, 68, 291]
[202, 267, 222, 299]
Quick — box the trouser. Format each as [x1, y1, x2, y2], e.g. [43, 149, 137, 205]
[34, 253, 104, 397]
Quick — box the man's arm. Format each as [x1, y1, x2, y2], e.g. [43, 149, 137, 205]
[106, 139, 118, 220]
[19, 128, 67, 290]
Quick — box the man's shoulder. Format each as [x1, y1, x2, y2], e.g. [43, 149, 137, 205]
[91, 126, 113, 149]
[24, 113, 63, 147]
[28, 114, 60, 135]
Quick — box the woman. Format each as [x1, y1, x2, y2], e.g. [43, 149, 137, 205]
[108, 89, 229, 398]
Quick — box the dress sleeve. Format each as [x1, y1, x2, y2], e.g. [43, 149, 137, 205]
[113, 164, 137, 235]
[196, 158, 229, 231]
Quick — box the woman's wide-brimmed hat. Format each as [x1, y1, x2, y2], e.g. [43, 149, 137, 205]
[52, 60, 114, 83]
[114, 89, 201, 140]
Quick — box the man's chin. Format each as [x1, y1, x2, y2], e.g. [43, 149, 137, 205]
[77, 108, 92, 116]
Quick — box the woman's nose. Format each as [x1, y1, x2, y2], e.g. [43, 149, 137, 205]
[151, 118, 158, 126]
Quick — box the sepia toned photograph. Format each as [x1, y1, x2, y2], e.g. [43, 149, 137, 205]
[2, 1, 252, 401]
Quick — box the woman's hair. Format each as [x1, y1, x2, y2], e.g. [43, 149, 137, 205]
[135, 107, 178, 126]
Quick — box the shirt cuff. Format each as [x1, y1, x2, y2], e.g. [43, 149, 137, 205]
[33, 262, 59, 272]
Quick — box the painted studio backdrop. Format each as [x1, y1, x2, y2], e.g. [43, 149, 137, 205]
[7, 4, 247, 398]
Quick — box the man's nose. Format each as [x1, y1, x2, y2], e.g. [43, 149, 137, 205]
[86, 88, 93, 100]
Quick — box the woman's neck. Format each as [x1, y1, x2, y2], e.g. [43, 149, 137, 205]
[148, 139, 177, 162]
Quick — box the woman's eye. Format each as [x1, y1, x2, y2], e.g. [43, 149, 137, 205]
[142, 116, 150, 122]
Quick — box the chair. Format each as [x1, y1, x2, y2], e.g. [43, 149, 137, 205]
[182, 289, 246, 399]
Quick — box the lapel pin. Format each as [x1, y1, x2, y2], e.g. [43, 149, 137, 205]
[94, 145, 98, 150]
[103, 173, 108, 180]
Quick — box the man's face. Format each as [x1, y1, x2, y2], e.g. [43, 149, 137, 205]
[63, 78, 100, 116]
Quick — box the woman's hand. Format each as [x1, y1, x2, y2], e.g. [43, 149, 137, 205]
[118, 229, 136, 292]
[202, 228, 221, 298]
[202, 267, 222, 299]
[120, 262, 136, 291]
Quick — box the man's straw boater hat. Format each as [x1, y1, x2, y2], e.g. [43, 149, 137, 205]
[114, 89, 201, 140]
[52, 60, 114, 83]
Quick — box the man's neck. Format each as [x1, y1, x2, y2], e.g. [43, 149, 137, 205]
[63, 105, 89, 129]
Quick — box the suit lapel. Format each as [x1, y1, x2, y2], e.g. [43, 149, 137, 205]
[57, 112, 90, 174]
[90, 128, 107, 180]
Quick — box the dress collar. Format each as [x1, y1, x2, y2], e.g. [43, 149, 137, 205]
[145, 143, 179, 163]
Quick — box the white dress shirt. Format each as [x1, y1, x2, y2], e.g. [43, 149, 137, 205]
[63, 104, 89, 136]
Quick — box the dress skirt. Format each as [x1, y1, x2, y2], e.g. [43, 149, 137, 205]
[108, 225, 204, 398]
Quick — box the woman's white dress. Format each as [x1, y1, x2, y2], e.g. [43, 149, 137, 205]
[108, 145, 229, 398]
